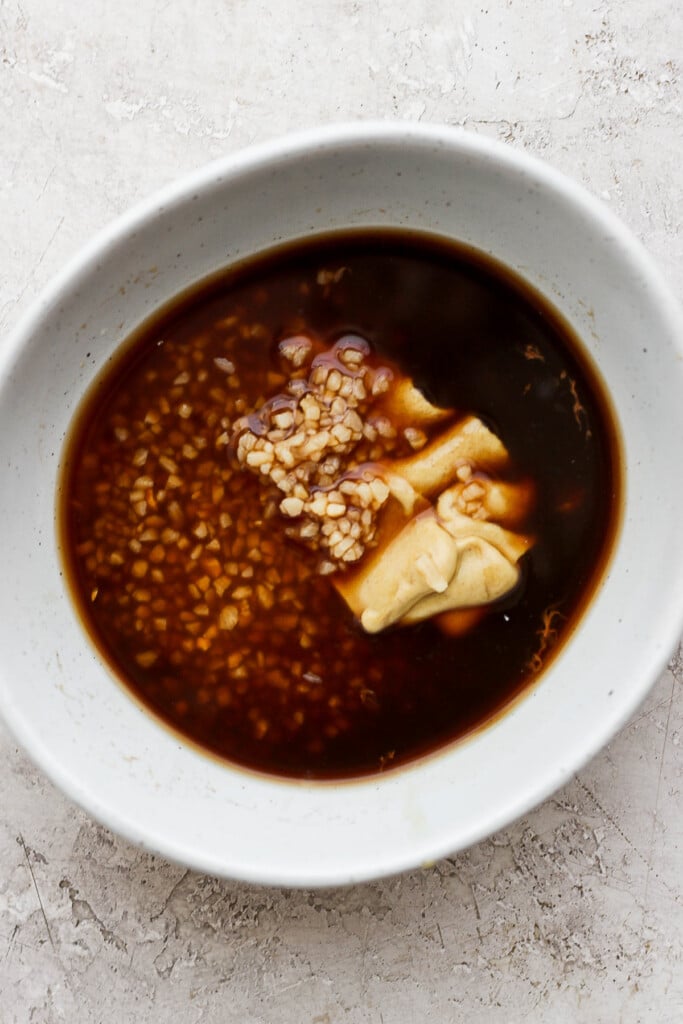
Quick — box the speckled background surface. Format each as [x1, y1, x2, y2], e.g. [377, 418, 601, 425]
[1, 1, 682, 1021]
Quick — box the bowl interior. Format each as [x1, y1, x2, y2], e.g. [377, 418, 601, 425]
[1, 126, 682, 885]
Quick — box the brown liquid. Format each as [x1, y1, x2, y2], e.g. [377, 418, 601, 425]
[58, 230, 621, 779]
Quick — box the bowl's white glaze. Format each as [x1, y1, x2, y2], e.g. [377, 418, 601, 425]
[1, 124, 682, 886]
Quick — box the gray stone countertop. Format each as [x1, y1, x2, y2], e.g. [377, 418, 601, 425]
[0, 1, 681, 1021]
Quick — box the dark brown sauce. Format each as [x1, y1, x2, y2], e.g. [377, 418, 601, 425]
[58, 230, 622, 779]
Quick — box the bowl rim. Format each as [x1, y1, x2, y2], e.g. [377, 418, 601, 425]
[2, 120, 683, 887]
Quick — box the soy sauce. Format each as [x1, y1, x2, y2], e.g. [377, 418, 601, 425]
[59, 230, 621, 779]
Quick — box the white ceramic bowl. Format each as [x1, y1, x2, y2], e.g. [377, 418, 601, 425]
[1, 124, 682, 886]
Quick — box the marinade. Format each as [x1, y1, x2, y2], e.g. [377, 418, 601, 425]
[59, 230, 621, 778]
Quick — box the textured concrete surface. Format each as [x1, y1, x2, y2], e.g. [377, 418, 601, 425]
[1, 1, 682, 1021]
